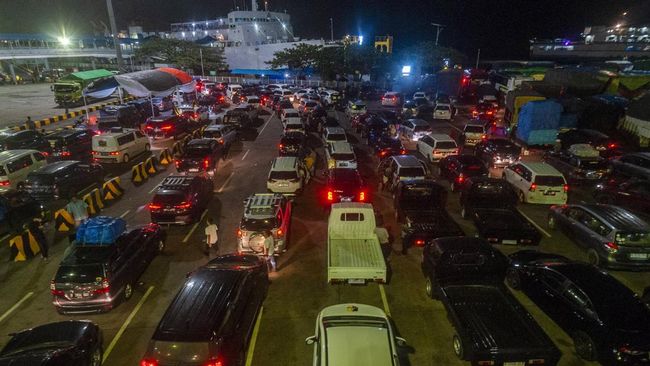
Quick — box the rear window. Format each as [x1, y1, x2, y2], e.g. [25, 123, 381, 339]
[327, 133, 347, 141]
[578, 159, 608, 170]
[413, 125, 430, 132]
[399, 167, 425, 177]
[153, 192, 186, 205]
[436, 106, 451, 111]
[435, 141, 457, 149]
[285, 123, 303, 130]
[464, 164, 487, 175]
[202, 130, 222, 139]
[285, 112, 299, 118]
[332, 153, 355, 161]
[27, 173, 55, 185]
[464, 125, 484, 133]
[241, 217, 278, 231]
[184, 147, 212, 158]
[534, 175, 565, 186]
[615, 232, 650, 246]
[55, 265, 103, 284]
[270, 171, 299, 180]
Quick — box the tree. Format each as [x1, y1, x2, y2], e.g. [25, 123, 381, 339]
[135, 38, 227, 72]
[397, 41, 467, 74]
[267, 43, 323, 76]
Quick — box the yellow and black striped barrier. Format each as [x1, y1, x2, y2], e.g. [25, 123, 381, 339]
[171, 141, 184, 157]
[192, 129, 201, 139]
[182, 134, 192, 146]
[83, 188, 104, 215]
[54, 208, 75, 232]
[144, 156, 158, 175]
[131, 162, 148, 185]
[102, 176, 124, 202]
[9, 230, 40, 261]
[158, 148, 173, 165]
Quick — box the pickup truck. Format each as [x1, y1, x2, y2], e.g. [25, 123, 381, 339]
[421, 237, 561, 365]
[460, 177, 542, 245]
[394, 180, 464, 249]
[327, 203, 387, 284]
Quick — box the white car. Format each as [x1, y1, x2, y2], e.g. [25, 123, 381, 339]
[281, 108, 301, 123]
[412, 91, 426, 100]
[503, 161, 568, 204]
[325, 141, 357, 169]
[400, 119, 431, 141]
[381, 92, 402, 107]
[267, 156, 308, 195]
[416, 133, 458, 163]
[244, 96, 261, 109]
[433, 103, 453, 120]
[284, 119, 306, 135]
[293, 89, 309, 101]
[92, 128, 150, 164]
[306, 303, 406, 366]
[322, 127, 348, 145]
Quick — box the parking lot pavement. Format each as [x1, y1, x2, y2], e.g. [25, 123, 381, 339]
[0, 102, 647, 366]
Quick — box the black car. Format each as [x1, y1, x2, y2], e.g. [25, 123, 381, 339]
[610, 152, 650, 181]
[474, 138, 521, 168]
[144, 115, 189, 140]
[24, 161, 104, 202]
[394, 180, 464, 249]
[363, 115, 389, 140]
[460, 177, 542, 245]
[543, 150, 610, 185]
[557, 128, 620, 157]
[276, 100, 293, 112]
[422, 238, 561, 366]
[323, 168, 368, 206]
[0, 189, 43, 234]
[373, 135, 406, 159]
[507, 251, 650, 365]
[316, 116, 341, 134]
[0, 321, 102, 366]
[51, 223, 166, 314]
[437, 154, 489, 192]
[141, 254, 268, 366]
[149, 175, 213, 225]
[594, 177, 650, 217]
[175, 139, 222, 174]
[0, 130, 51, 154]
[97, 104, 140, 131]
[279, 132, 306, 156]
[45, 128, 94, 161]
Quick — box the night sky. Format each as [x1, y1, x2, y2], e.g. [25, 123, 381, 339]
[1, 0, 648, 59]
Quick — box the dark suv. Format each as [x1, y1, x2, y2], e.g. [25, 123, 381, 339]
[278, 132, 306, 156]
[149, 175, 213, 225]
[175, 139, 222, 174]
[474, 138, 521, 168]
[45, 128, 94, 161]
[144, 115, 189, 140]
[51, 224, 165, 314]
[141, 254, 268, 366]
[0, 189, 43, 234]
[24, 160, 103, 202]
[323, 168, 369, 206]
[0, 130, 51, 154]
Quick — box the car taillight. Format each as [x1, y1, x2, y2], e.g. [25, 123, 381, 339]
[236, 229, 242, 237]
[94, 278, 110, 295]
[276, 228, 284, 237]
[0, 180, 9, 186]
[140, 358, 159, 366]
[563, 184, 569, 193]
[148, 203, 162, 211]
[528, 359, 545, 365]
[379, 150, 388, 157]
[278, 143, 284, 149]
[414, 239, 425, 246]
[327, 190, 334, 201]
[481, 134, 487, 140]
[61, 150, 72, 157]
[400, 149, 407, 155]
[109, 151, 120, 156]
[605, 241, 619, 253]
[203, 158, 210, 169]
[618, 345, 644, 355]
[359, 191, 366, 202]
[145, 126, 153, 131]
[203, 358, 224, 366]
[608, 143, 617, 149]
[174, 159, 180, 168]
[456, 174, 465, 183]
[161, 125, 173, 131]
[175, 202, 191, 210]
[50, 280, 64, 296]
[529, 183, 537, 192]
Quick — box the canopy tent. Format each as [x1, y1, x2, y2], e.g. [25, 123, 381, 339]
[83, 68, 195, 99]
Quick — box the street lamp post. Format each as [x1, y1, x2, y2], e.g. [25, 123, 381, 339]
[431, 22, 445, 46]
[106, 0, 125, 71]
[199, 48, 205, 78]
[330, 18, 334, 42]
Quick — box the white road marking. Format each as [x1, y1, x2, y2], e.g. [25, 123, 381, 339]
[241, 149, 250, 161]
[217, 172, 235, 193]
[148, 172, 174, 194]
[103, 286, 154, 362]
[444, 121, 462, 133]
[0, 233, 11, 242]
[258, 111, 275, 135]
[379, 284, 391, 317]
[182, 209, 208, 243]
[245, 306, 264, 366]
[517, 208, 552, 238]
[0, 292, 34, 323]
[119, 210, 130, 218]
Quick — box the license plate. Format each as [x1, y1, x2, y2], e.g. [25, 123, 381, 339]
[164, 208, 175, 212]
[341, 197, 352, 202]
[101, 152, 109, 156]
[629, 253, 649, 260]
[502, 239, 518, 245]
[278, 183, 288, 187]
[504, 363, 524, 366]
[544, 191, 557, 196]
[348, 279, 365, 285]
[338, 162, 348, 167]
[188, 168, 199, 172]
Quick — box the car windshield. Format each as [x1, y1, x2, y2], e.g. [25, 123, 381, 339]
[332, 153, 355, 161]
[27, 173, 55, 185]
[436, 141, 457, 149]
[465, 125, 484, 133]
[399, 167, 425, 177]
[270, 171, 299, 180]
[534, 175, 565, 186]
[577, 159, 608, 170]
[615, 232, 650, 246]
[241, 217, 278, 231]
[328, 133, 346, 141]
[184, 147, 211, 158]
[436, 106, 450, 111]
[55, 264, 103, 284]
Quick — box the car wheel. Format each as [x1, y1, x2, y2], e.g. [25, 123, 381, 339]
[123, 283, 134, 300]
[157, 239, 165, 253]
[145, 143, 151, 152]
[547, 215, 556, 230]
[587, 249, 601, 267]
[425, 276, 438, 299]
[518, 190, 526, 203]
[573, 331, 598, 361]
[452, 335, 464, 359]
[506, 268, 521, 290]
[123, 154, 130, 163]
[90, 346, 103, 366]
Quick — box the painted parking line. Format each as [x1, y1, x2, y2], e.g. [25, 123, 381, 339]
[517, 208, 552, 238]
[182, 209, 208, 243]
[119, 210, 130, 218]
[379, 284, 392, 317]
[258, 111, 275, 135]
[103, 286, 154, 363]
[217, 172, 235, 193]
[0, 233, 11, 243]
[0, 292, 34, 323]
[245, 306, 264, 366]
[241, 149, 250, 161]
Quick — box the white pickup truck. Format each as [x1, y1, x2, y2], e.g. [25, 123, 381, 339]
[327, 203, 387, 284]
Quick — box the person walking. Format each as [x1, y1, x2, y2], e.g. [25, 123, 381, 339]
[204, 217, 219, 256]
[263, 230, 277, 272]
[27, 217, 48, 261]
[66, 195, 89, 227]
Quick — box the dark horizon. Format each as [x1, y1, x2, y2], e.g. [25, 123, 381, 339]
[1, 0, 649, 59]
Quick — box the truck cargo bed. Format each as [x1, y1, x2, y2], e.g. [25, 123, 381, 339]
[328, 238, 386, 283]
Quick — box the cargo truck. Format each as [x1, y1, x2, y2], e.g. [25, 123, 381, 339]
[52, 69, 114, 106]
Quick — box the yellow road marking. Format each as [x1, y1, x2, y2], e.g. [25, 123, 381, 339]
[379, 284, 391, 317]
[245, 306, 264, 366]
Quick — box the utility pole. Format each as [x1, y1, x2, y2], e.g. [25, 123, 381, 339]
[199, 48, 205, 78]
[475, 48, 481, 69]
[431, 22, 445, 46]
[106, 0, 124, 71]
[330, 18, 334, 42]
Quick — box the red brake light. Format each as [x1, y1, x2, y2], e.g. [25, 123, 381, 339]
[0, 180, 10, 186]
[415, 239, 425, 246]
[50, 280, 64, 296]
[203, 158, 210, 169]
[175, 202, 191, 210]
[61, 151, 72, 157]
[529, 183, 537, 192]
[161, 125, 173, 131]
[563, 184, 569, 193]
[359, 191, 366, 202]
[605, 241, 619, 252]
[174, 159, 180, 168]
[278, 143, 284, 149]
[140, 358, 159, 366]
[276, 228, 284, 237]
[327, 190, 334, 201]
[145, 126, 153, 131]
[400, 149, 407, 155]
[148, 203, 162, 211]
[481, 134, 487, 140]
[379, 150, 387, 157]
[528, 359, 545, 365]
[608, 143, 617, 149]
[203, 359, 224, 366]
[236, 229, 242, 237]
[109, 151, 120, 156]
[94, 279, 110, 295]
[456, 174, 465, 183]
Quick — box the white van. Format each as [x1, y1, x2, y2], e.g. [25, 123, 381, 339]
[226, 84, 243, 100]
[326, 141, 357, 169]
[92, 128, 150, 164]
[0, 150, 48, 192]
[267, 156, 308, 195]
[503, 161, 568, 204]
[416, 134, 459, 162]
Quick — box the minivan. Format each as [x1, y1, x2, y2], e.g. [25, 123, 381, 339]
[377, 155, 428, 192]
[0, 150, 48, 192]
[326, 141, 357, 169]
[92, 129, 150, 164]
[24, 160, 103, 202]
[416, 134, 459, 163]
[141, 254, 268, 366]
[503, 162, 568, 204]
[226, 84, 243, 99]
[45, 128, 94, 161]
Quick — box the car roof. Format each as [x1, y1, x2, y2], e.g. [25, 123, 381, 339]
[326, 127, 345, 134]
[320, 303, 387, 319]
[427, 133, 454, 141]
[548, 263, 638, 306]
[283, 108, 299, 114]
[32, 160, 79, 174]
[2, 320, 95, 355]
[391, 155, 421, 166]
[0, 150, 38, 160]
[186, 138, 214, 147]
[272, 156, 298, 171]
[578, 204, 650, 231]
[520, 161, 563, 175]
[47, 129, 85, 138]
[330, 168, 361, 181]
[329, 141, 353, 153]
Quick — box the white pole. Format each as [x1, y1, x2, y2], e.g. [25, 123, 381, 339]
[475, 48, 481, 69]
[149, 94, 155, 117]
[199, 48, 205, 78]
[117, 87, 123, 104]
[82, 93, 90, 124]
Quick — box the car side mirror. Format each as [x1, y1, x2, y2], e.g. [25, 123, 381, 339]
[396, 337, 407, 347]
[305, 335, 317, 345]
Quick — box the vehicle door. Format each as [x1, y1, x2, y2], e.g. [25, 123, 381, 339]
[505, 163, 525, 191]
[7, 155, 34, 185]
[124, 229, 149, 278]
[107, 240, 130, 297]
[561, 207, 591, 245]
[72, 164, 96, 191]
[621, 181, 650, 213]
[528, 268, 568, 321]
[559, 282, 598, 332]
[134, 131, 148, 154]
[117, 133, 135, 157]
[418, 135, 433, 156]
[574, 210, 610, 250]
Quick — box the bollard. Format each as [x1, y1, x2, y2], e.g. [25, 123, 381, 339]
[102, 177, 124, 202]
[54, 209, 75, 232]
[158, 149, 173, 165]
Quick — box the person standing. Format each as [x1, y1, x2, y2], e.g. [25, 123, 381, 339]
[204, 217, 219, 256]
[27, 217, 48, 261]
[263, 230, 277, 272]
[25, 116, 35, 131]
[375, 225, 391, 259]
[66, 195, 89, 227]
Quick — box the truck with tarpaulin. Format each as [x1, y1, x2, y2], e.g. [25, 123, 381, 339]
[52, 69, 114, 106]
[504, 89, 545, 129]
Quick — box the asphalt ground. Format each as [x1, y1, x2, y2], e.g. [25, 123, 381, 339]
[0, 101, 647, 366]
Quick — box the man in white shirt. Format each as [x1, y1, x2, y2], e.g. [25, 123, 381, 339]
[263, 230, 277, 272]
[204, 217, 219, 256]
